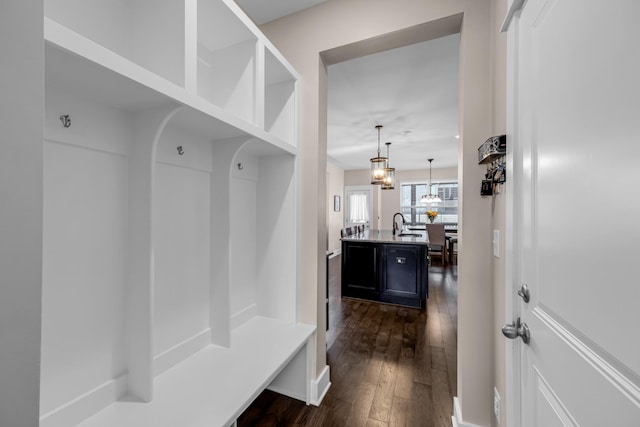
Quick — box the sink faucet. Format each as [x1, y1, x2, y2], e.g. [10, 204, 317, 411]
[392, 212, 406, 235]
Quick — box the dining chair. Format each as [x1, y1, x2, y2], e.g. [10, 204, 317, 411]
[341, 227, 355, 238]
[425, 223, 447, 266]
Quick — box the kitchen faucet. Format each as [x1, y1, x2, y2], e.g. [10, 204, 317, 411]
[392, 212, 406, 235]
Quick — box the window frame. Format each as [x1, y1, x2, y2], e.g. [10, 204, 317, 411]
[400, 179, 458, 225]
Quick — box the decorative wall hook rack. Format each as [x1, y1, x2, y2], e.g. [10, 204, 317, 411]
[479, 135, 507, 196]
[60, 115, 71, 128]
[177, 146, 184, 155]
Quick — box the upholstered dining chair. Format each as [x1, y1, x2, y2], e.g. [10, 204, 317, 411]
[425, 223, 447, 266]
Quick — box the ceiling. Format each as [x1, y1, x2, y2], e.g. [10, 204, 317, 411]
[234, 0, 329, 25]
[327, 35, 459, 171]
[236, 1, 460, 172]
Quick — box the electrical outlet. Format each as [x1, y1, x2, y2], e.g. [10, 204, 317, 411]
[493, 387, 501, 423]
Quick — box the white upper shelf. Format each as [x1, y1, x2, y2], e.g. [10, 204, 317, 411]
[44, 0, 299, 150]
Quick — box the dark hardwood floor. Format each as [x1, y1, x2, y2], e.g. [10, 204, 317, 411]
[238, 255, 458, 427]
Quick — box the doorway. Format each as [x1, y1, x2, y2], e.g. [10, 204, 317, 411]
[344, 185, 372, 230]
[323, 19, 464, 425]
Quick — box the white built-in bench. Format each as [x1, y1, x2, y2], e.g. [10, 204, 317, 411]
[77, 318, 315, 427]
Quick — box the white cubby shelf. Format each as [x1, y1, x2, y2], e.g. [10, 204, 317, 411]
[40, 1, 309, 426]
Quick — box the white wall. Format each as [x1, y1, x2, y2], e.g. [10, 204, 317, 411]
[326, 160, 344, 253]
[230, 151, 259, 326]
[153, 126, 212, 362]
[262, 1, 495, 424]
[41, 87, 131, 413]
[0, 2, 44, 425]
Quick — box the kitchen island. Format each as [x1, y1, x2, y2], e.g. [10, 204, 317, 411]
[341, 229, 429, 308]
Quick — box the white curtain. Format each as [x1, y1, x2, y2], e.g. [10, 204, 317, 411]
[349, 193, 369, 223]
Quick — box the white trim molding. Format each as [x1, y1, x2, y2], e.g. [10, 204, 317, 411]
[452, 397, 485, 427]
[40, 374, 128, 427]
[500, 0, 526, 32]
[534, 308, 640, 407]
[310, 365, 331, 406]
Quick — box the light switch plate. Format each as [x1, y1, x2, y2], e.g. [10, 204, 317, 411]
[493, 229, 500, 258]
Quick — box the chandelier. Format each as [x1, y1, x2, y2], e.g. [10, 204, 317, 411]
[420, 158, 442, 204]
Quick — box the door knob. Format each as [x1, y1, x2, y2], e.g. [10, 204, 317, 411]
[502, 317, 530, 344]
[518, 283, 530, 303]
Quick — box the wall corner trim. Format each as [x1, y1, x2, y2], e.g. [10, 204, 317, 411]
[452, 397, 486, 427]
[310, 365, 331, 406]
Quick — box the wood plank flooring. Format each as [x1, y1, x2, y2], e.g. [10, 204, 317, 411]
[238, 255, 458, 427]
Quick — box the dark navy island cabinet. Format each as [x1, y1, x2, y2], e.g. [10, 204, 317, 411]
[341, 237, 428, 308]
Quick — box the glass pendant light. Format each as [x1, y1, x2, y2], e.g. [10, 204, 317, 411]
[420, 158, 442, 204]
[370, 125, 388, 184]
[381, 142, 395, 190]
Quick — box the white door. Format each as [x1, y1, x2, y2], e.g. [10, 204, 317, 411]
[344, 185, 372, 229]
[508, 0, 640, 425]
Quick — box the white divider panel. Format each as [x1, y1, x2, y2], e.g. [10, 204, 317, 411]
[44, 0, 185, 86]
[127, 105, 183, 402]
[267, 340, 310, 403]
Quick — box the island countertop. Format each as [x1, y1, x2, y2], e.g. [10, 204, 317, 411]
[340, 229, 429, 245]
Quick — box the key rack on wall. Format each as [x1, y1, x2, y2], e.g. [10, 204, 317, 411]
[478, 135, 506, 196]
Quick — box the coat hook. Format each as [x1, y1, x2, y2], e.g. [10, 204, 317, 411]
[177, 146, 184, 155]
[60, 115, 71, 128]
[237, 162, 244, 170]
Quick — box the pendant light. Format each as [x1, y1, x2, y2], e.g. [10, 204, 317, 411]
[370, 125, 388, 184]
[420, 158, 442, 204]
[381, 142, 395, 190]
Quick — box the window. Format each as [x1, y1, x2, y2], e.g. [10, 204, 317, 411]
[400, 181, 458, 225]
[348, 192, 369, 224]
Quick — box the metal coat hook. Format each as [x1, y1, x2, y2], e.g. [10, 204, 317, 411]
[177, 146, 184, 155]
[60, 115, 71, 128]
[237, 162, 244, 170]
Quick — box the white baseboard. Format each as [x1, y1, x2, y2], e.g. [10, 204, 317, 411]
[153, 328, 210, 376]
[310, 365, 331, 406]
[231, 303, 258, 330]
[40, 374, 128, 427]
[328, 249, 341, 259]
[452, 397, 485, 427]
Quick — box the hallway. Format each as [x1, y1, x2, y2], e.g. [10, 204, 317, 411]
[239, 257, 458, 426]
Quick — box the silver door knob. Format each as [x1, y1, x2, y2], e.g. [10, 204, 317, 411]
[502, 317, 530, 344]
